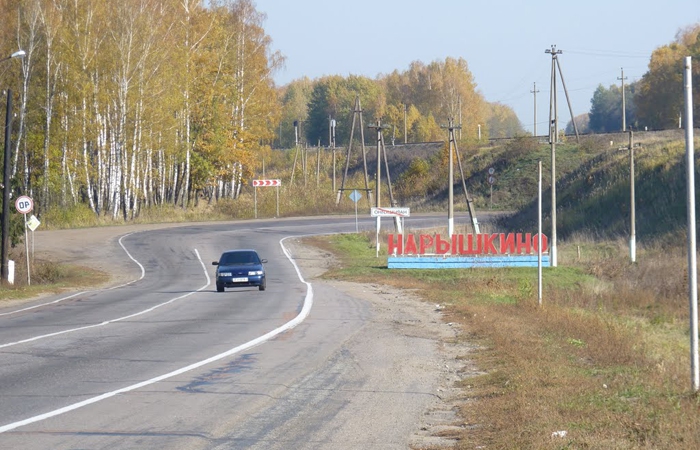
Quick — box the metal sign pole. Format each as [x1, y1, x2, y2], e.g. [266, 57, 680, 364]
[355, 196, 359, 232]
[538, 160, 543, 306]
[254, 186, 257, 219]
[376, 217, 380, 258]
[23, 213, 30, 286]
[683, 56, 698, 391]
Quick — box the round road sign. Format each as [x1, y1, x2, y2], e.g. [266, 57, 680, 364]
[15, 195, 33, 214]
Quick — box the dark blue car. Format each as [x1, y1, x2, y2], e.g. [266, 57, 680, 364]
[212, 249, 267, 292]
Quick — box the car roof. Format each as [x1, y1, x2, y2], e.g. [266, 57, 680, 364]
[221, 249, 259, 254]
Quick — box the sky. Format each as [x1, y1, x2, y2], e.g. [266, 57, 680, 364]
[253, 0, 700, 135]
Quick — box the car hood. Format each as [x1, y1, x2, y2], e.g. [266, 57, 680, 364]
[217, 263, 263, 273]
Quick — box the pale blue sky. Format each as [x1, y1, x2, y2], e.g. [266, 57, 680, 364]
[254, 0, 700, 134]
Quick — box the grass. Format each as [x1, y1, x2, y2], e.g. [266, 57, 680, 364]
[305, 230, 700, 449]
[0, 257, 107, 303]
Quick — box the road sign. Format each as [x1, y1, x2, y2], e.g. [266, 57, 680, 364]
[488, 167, 495, 175]
[252, 179, 281, 187]
[371, 207, 410, 217]
[488, 175, 496, 185]
[349, 190, 362, 203]
[26, 214, 40, 231]
[15, 195, 33, 214]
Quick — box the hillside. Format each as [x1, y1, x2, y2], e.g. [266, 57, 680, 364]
[494, 129, 698, 243]
[341, 129, 700, 244]
[217, 128, 699, 247]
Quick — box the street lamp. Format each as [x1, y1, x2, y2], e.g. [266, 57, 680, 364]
[1, 49, 25, 283]
[0, 50, 26, 63]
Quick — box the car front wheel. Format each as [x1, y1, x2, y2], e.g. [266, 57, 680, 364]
[216, 283, 224, 292]
[259, 279, 266, 291]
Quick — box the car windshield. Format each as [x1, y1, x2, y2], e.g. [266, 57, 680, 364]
[220, 251, 260, 265]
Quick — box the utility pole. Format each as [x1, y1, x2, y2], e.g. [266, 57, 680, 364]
[683, 55, 698, 392]
[618, 68, 627, 131]
[458, 96, 462, 140]
[531, 82, 539, 137]
[336, 95, 372, 206]
[629, 130, 636, 263]
[403, 103, 407, 144]
[544, 45, 580, 267]
[440, 118, 460, 236]
[328, 115, 335, 192]
[368, 120, 389, 210]
[546, 45, 560, 267]
[546, 45, 580, 143]
[369, 119, 396, 254]
[1, 90, 12, 283]
[439, 118, 479, 236]
[2, 51, 26, 283]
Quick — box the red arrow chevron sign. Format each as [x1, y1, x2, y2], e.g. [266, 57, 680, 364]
[252, 179, 281, 187]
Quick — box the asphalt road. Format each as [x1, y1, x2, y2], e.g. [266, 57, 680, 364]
[0, 215, 457, 449]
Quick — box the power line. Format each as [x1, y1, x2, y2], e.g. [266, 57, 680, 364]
[566, 48, 650, 58]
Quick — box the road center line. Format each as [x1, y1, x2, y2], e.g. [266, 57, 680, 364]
[0, 242, 206, 350]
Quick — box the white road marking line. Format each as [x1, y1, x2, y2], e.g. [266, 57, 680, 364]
[0, 233, 145, 318]
[0, 236, 311, 434]
[0, 246, 208, 350]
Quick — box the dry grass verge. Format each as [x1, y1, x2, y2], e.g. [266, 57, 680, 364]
[307, 232, 700, 449]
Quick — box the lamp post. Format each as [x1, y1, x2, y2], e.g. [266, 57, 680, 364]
[1, 49, 25, 283]
[0, 50, 25, 64]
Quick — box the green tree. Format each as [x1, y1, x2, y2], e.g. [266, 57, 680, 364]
[636, 24, 700, 129]
[279, 77, 312, 148]
[565, 113, 590, 135]
[305, 75, 383, 147]
[486, 103, 524, 138]
[588, 82, 638, 132]
[380, 57, 487, 142]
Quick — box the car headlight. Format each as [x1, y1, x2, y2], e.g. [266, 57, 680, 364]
[248, 270, 263, 276]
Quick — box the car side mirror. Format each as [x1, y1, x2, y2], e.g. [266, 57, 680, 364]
[261, 259, 268, 264]
[212, 261, 219, 266]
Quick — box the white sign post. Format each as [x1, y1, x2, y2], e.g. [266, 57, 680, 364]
[370, 207, 410, 256]
[349, 190, 362, 232]
[15, 195, 33, 285]
[26, 214, 40, 261]
[252, 179, 282, 219]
